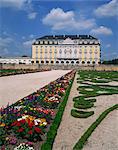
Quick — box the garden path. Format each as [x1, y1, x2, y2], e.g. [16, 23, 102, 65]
[0, 70, 71, 107]
[52, 73, 118, 150]
[83, 109, 118, 150]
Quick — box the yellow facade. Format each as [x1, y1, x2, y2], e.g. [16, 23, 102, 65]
[82, 46, 85, 61]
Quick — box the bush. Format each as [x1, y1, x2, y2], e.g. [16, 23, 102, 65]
[71, 109, 94, 118]
[73, 104, 118, 150]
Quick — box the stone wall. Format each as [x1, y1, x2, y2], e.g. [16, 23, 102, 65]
[0, 64, 118, 71]
[0, 64, 39, 70]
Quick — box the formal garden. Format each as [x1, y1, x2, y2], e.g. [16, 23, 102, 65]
[0, 70, 118, 150]
[0, 70, 75, 149]
[71, 71, 118, 150]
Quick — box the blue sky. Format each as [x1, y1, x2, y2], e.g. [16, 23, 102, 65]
[0, 0, 118, 60]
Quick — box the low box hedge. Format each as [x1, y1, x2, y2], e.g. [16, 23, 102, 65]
[73, 104, 118, 150]
[71, 109, 94, 118]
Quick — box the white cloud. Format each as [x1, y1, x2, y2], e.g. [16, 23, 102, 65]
[94, 0, 118, 17]
[23, 39, 35, 48]
[42, 8, 96, 31]
[28, 12, 37, 19]
[0, 0, 37, 20]
[90, 26, 113, 35]
[0, 0, 28, 9]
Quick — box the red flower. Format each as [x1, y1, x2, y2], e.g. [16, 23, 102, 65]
[27, 119, 34, 128]
[16, 122, 21, 127]
[28, 130, 33, 135]
[11, 121, 17, 126]
[34, 127, 41, 133]
[20, 119, 26, 124]
[17, 127, 24, 132]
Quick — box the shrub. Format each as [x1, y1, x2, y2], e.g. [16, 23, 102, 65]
[71, 109, 94, 118]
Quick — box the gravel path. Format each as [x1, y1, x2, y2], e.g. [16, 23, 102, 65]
[52, 73, 118, 150]
[83, 110, 118, 150]
[0, 70, 71, 107]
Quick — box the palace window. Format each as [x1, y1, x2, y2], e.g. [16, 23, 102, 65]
[87, 61, 90, 64]
[51, 60, 54, 64]
[46, 61, 49, 64]
[59, 49, 62, 54]
[36, 60, 39, 63]
[56, 61, 59, 63]
[92, 61, 95, 64]
[74, 50, 77, 54]
[41, 60, 44, 63]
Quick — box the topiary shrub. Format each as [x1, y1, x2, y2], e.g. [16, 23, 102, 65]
[74, 102, 94, 109]
[71, 109, 94, 118]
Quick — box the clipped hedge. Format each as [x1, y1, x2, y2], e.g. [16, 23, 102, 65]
[71, 109, 94, 118]
[73, 97, 96, 109]
[41, 75, 75, 150]
[74, 102, 94, 109]
[73, 104, 118, 150]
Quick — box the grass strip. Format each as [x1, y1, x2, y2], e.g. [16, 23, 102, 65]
[41, 74, 75, 150]
[73, 104, 118, 150]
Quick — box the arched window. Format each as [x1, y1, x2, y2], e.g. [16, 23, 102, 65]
[82, 61, 85, 64]
[36, 60, 39, 63]
[66, 61, 69, 64]
[51, 61, 54, 64]
[87, 61, 90, 64]
[41, 60, 44, 63]
[76, 61, 79, 64]
[98, 61, 101, 64]
[46, 61, 49, 64]
[31, 61, 34, 64]
[56, 61, 59, 64]
[71, 61, 74, 64]
[61, 61, 64, 64]
[92, 61, 95, 64]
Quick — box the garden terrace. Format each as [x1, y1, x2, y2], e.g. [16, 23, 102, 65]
[0, 70, 75, 149]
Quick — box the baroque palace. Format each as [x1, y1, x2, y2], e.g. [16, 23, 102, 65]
[32, 35, 101, 65]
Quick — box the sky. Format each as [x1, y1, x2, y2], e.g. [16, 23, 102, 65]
[0, 0, 118, 60]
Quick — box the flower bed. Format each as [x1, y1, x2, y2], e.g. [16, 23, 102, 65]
[0, 70, 75, 149]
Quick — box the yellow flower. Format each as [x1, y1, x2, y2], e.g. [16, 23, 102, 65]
[30, 108, 33, 110]
[29, 116, 35, 121]
[0, 123, 5, 127]
[40, 118, 46, 123]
